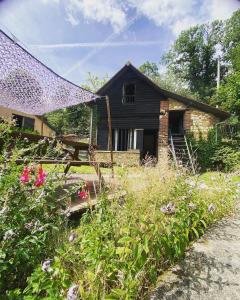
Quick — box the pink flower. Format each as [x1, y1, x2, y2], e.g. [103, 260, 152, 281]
[78, 190, 88, 200]
[34, 165, 46, 187]
[20, 167, 30, 183]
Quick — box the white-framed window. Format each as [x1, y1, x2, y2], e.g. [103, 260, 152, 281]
[112, 128, 136, 151]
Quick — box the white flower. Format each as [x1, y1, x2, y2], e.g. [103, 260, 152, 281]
[198, 182, 208, 189]
[69, 232, 77, 243]
[24, 137, 29, 142]
[36, 190, 46, 203]
[0, 206, 8, 215]
[3, 229, 15, 241]
[208, 203, 216, 214]
[185, 179, 196, 187]
[179, 196, 188, 201]
[42, 259, 53, 272]
[188, 203, 196, 210]
[67, 284, 79, 300]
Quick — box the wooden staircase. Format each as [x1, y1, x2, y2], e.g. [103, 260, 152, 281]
[169, 134, 196, 174]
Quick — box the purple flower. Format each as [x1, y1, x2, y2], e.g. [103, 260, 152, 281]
[67, 284, 79, 300]
[42, 259, 53, 272]
[208, 203, 216, 214]
[161, 202, 175, 215]
[69, 232, 77, 243]
[24, 221, 34, 230]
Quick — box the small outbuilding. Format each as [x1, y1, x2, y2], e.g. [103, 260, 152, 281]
[91, 63, 230, 165]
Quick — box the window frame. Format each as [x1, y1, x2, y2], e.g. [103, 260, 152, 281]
[122, 82, 136, 104]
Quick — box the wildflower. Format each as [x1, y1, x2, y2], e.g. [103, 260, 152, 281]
[67, 284, 79, 300]
[34, 165, 47, 187]
[78, 190, 88, 200]
[198, 182, 208, 189]
[161, 202, 175, 215]
[188, 202, 197, 210]
[24, 221, 34, 230]
[0, 206, 8, 215]
[208, 203, 216, 214]
[3, 229, 15, 241]
[42, 259, 53, 272]
[23, 137, 29, 142]
[185, 179, 196, 187]
[60, 208, 71, 217]
[36, 190, 46, 203]
[179, 195, 188, 201]
[69, 232, 77, 243]
[20, 166, 30, 183]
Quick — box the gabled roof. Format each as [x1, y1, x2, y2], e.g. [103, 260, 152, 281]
[97, 62, 230, 120]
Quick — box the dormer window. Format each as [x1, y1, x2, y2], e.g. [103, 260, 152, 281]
[122, 83, 135, 104]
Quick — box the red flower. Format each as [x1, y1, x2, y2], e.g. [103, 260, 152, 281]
[34, 165, 47, 187]
[20, 167, 30, 183]
[78, 190, 88, 200]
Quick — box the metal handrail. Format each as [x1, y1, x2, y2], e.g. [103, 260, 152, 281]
[184, 135, 196, 174]
[170, 134, 178, 168]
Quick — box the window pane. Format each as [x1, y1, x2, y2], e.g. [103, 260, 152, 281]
[12, 114, 23, 128]
[23, 117, 35, 130]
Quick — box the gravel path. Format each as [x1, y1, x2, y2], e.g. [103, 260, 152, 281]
[151, 207, 240, 300]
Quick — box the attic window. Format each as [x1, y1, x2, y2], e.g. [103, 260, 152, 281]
[122, 83, 135, 104]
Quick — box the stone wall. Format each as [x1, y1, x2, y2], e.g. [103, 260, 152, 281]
[189, 108, 219, 139]
[168, 99, 219, 139]
[95, 150, 140, 166]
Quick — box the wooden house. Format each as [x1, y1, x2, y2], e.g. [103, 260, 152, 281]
[92, 63, 230, 165]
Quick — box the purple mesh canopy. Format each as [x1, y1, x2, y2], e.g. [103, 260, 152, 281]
[0, 30, 98, 115]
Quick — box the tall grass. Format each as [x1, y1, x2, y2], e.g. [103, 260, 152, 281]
[23, 160, 237, 300]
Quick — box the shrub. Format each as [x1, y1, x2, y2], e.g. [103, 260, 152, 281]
[189, 129, 240, 172]
[23, 165, 237, 300]
[0, 121, 81, 297]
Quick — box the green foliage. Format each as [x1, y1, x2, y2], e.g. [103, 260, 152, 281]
[212, 70, 240, 117]
[0, 121, 81, 297]
[23, 168, 237, 300]
[189, 129, 240, 172]
[163, 21, 225, 101]
[224, 9, 240, 72]
[139, 61, 159, 78]
[45, 72, 109, 136]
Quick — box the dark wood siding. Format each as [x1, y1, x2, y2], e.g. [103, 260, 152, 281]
[97, 68, 163, 130]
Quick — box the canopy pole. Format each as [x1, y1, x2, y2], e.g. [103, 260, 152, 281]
[105, 95, 114, 178]
[89, 106, 93, 145]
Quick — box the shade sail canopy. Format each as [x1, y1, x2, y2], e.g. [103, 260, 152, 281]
[0, 30, 98, 115]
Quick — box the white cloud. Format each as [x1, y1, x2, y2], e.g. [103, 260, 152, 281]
[51, 0, 239, 35]
[41, 0, 60, 4]
[65, 0, 127, 32]
[128, 0, 195, 26]
[203, 0, 240, 21]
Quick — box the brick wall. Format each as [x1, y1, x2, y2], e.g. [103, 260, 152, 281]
[159, 100, 169, 147]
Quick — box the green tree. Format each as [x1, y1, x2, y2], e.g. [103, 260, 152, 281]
[163, 21, 225, 102]
[224, 9, 240, 72]
[139, 61, 159, 78]
[45, 73, 108, 136]
[212, 71, 240, 117]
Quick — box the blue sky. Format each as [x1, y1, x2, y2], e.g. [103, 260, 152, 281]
[0, 0, 239, 86]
